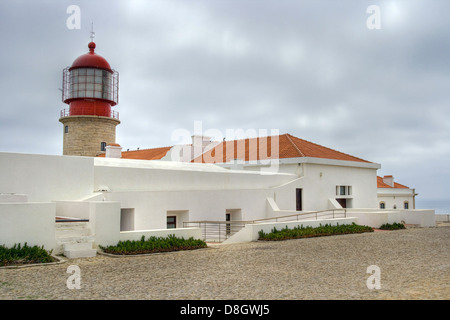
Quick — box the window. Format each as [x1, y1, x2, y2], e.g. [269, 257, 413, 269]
[379, 202, 385, 209]
[64, 125, 69, 133]
[404, 201, 409, 209]
[336, 186, 352, 196]
[167, 216, 176, 229]
[101, 142, 107, 151]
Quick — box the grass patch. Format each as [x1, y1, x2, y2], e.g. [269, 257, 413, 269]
[379, 222, 406, 230]
[258, 223, 374, 241]
[0, 243, 55, 267]
[99, 234, 207, 255]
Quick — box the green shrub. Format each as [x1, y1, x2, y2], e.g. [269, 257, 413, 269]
[258, 222, 374, 241]
[99, 234, 207, 255]
[0, 243, 55, 266]
[379, 222, 406, 230]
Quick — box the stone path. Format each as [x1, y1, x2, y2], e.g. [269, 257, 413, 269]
[1, 226, 449, 300]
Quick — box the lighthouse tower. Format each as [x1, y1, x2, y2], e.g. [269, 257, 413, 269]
[59, 39, 120, 157]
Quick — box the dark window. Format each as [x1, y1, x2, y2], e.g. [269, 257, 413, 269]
[380, 202, 385, 209]
[101, 142, 107, 151]
[167, 216, 176, 229]
[226, 213, 231, 235]
[65, 126, 69, 133]
[404, 202, 409, 209]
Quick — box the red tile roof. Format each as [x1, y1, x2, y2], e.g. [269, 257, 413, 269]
[192, 133, 371, 164]
[97, 134, 371, 164]
[377, 176, 409, 189]
[97, 146, 172, 160]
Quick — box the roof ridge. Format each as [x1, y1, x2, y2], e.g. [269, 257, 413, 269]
[287, 134, 370, 163]
[122, 146, 173, 153]
[285, 133, 305, 157]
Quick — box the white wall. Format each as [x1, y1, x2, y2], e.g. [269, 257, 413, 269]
[119, 228, 202, 242]
[104, 188, 274, 230]
[88, 201, 122, 248]
[0, 152, 95, 202]
[223, 217, 358, 244]
[93, 157, 296, 192]
[377, 188, 415, 210]
[0, 203, 56, 250]
[268, 162, 378, 212]
[347, 209, 435, 228]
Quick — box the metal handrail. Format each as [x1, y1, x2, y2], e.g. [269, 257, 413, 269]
[59, 108, 120, 120]
[248, 208, 347, 224]
[183, 209, 347, 242]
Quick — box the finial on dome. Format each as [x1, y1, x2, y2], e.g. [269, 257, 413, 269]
[88, 41, 96, 53]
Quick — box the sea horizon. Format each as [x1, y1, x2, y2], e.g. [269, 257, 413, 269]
[415, 199, 450, 215]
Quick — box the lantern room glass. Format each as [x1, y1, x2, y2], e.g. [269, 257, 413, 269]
[66, 68, 118, 103]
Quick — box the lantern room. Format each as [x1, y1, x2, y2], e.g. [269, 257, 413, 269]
[61, 42, 119, 118]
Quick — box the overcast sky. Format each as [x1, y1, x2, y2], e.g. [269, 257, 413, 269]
[0, 0, 449, 201]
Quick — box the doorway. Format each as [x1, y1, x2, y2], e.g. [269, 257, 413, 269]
[120, 208, 135, 231]
[296, 188, 303, 211]
[336, 198, 347, 208]
[225, 209, 242, 236]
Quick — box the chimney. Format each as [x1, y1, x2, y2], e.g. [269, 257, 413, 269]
[191, 134, 213, 161]
[383, 175, 394, 187]
[105, 143, 122, 158]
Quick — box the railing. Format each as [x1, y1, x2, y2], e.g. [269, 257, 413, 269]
[184, 209, 347, 242]
[248, 209, 347, 224]
[59, 108, 119, 120]
[183, 221, 247, 243]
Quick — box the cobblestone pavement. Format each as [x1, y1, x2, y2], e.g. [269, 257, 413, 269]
[1, 226, 449, 300]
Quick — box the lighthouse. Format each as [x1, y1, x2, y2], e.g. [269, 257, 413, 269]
[59, 39, 120, 157]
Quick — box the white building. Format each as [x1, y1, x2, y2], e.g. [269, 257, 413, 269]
[0, 42, 435, 259]
[377, 175, 417, 210]
[0, 132, 436, 258]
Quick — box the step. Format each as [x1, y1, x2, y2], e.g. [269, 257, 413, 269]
[56, 234, 95, 245]
[64, 248, 97, 259]
[55, 222, 92, 237]
[56, 228, 91, 237]
[55, 222, 90, 229]
[63, 240, 95, 251]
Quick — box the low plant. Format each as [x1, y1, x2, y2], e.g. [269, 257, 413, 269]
[379, 222, 406, 230]
[99, 234, 207, 255]
[0, 243, 55, 266]
[258, 222, 374, 241]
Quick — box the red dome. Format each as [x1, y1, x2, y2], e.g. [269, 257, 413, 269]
[69, 42, 112, 72]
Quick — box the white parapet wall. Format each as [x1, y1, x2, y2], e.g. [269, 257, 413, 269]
[347, 209, 436, 228]
[222, 217, 358, 244]
[0, 202, 56, 250]
[119, 228, 203, 242]
[435, 214, 450, 222]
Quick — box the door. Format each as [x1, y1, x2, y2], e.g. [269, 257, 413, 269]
[296, 188, 303, 211]
[336, 198, 347, 208]
[225, 213, 231, 235]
